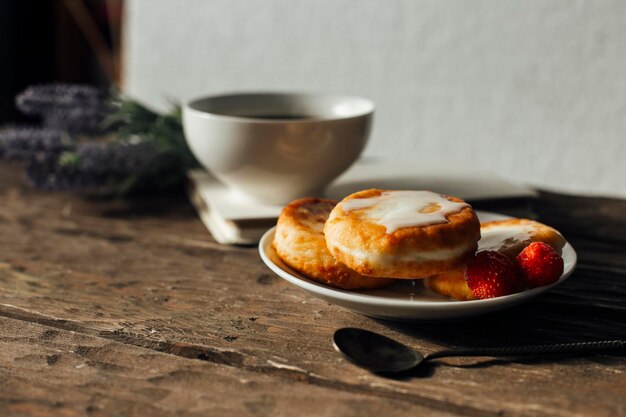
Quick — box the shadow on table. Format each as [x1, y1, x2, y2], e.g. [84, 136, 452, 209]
[377, 295, 626, 347]
[371, 353, 626, 380]
[88, 191, 197, 219]
[369, 272, 626, 377]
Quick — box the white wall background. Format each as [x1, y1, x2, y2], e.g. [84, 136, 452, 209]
[123, 0, 626, 197]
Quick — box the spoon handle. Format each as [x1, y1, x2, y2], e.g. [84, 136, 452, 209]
[426, 340, 626, 360]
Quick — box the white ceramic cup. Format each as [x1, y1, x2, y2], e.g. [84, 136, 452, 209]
[183, 92, 374, 205]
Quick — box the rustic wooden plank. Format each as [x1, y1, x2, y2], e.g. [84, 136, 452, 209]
[2, 296, 624, 417]
[1, 163, 625, 416]
[0, 316, 459, 417]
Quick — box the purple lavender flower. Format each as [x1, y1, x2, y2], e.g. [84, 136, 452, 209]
[16, 84, 108, 134]
[41, 108, 107, 134]
[16, 84, 104, 114]
[9, 83, 193, 196]
[0, 126, 70, 162]
[77, 141, 159, 175]
[25, 140, 160, 194]
[25, 151, 81, 191]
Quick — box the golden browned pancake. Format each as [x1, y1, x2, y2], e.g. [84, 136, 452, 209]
[273, 197, 395, 290]
[424, 218, 566, 300]
[324, 189, 481, 279]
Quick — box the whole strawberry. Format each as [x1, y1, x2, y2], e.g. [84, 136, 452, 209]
[465, 251, 521, 299]
[516, 242, 564, 288]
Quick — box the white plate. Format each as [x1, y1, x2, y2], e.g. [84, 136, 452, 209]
[258, 211, 577, 321]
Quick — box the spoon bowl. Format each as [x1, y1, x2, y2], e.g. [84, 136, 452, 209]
[333, 327, 423, 373]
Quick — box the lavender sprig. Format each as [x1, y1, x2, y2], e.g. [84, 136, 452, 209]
[16, 84, 108, 134]
[5, 83, 199, 196]
[25, 141, 161, 194]
[25, 151, 84, 192]
[0, 127, 71, 162]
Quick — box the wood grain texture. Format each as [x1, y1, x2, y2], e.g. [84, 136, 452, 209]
[1, 316, 452, 417]
[0, 163, 625, 417]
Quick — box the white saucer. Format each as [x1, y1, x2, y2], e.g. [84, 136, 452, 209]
[258, 211, 577, 321]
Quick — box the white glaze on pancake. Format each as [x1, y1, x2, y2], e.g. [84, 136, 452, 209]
[478, 224, 534, 252]
[339, 190, 469, 233]
[300, 218, 325, 233]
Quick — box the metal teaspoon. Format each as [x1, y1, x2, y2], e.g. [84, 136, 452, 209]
[333, 327, 625, 374]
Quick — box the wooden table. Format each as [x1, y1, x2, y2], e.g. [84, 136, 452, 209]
[1, 162, 624, 417]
